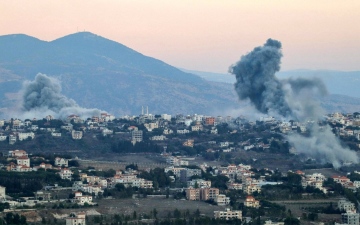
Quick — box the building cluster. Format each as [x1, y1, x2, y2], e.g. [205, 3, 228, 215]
[6, 150, 70, 173]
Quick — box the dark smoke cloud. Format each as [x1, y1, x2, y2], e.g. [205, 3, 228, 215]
[230, 39, 292, 118]
[22, 73, 77, 112]
[16, 73, 103, 119]
[230, 39, 359, 168]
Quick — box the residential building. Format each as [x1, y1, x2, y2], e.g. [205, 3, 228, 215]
[264, 221, 285, 225]
[161, 114, 172, 121]
[180, 168, 201, 182]
[66, 212, 86, 225]
[183, 139, 194, 147]
[132, 130, 143, 143]
[59, 168, 73, 180]
[74, 192, 93, 205]
[18, 132, 35, 141]
[338, 199, 356, 212]
[71, 130, 83, 140]
[177, 129, 190, 134]
[342, 211, 360, 225]
[205, 117, 215, 126]
[150, 135, 166, 141]
[55, 157, 69, 167]
[214, 208, 242, 220]
[9, 135, 16, 144]
[0, 186, 5, 201]
[17, 156, 30, 167]
[9, 150, 28, 157]
[244, 196, 260, 208]
[186, 187, 220, 201]
[215, 194, 230, 205]
[187, 179, 211, 188]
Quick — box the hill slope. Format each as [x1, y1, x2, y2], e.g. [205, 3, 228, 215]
[0, 32, 237, 116]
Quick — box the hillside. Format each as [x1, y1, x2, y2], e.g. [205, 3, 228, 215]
[0, 32, 237, 116]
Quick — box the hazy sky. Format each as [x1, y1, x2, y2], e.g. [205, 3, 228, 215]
[1, 0, 360, 73]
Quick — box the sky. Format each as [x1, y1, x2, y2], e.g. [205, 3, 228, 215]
[1, 0, 360, 73]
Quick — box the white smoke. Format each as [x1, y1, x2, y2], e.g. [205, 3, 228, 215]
[13, 73, 104, 119]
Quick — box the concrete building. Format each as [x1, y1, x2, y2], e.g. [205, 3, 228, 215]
[338, 199, 356, 212]
[244, 196, 260, 208]
[132, 130, 143, 143]
[214, 208, 242, 220]
[0, 186, 5, 201]
[342, 211, 360, 225]
[74, 192, 93, 205]
[59, 168, 73, 180]
[71, 130, 83, 140]
[66, 212, 86, 225]
[186, 187, 220, 201]
[55, 157, 69, 167]
[16, 156, 30, 167]
[18, 132, 35, 141]
[180, 168, 202, 182]
[215, 194, 230, 205]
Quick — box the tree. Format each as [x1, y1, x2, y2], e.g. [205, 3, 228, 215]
[284, 217, 300, 225]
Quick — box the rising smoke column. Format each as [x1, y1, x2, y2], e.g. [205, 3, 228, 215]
[229, 39, 359, 168]
[22, 73, 78, 112]
[19, 73, 103, 119]
[230, 39, 292, 118]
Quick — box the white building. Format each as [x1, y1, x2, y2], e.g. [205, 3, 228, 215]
[17, 156, 30, 167]
[71, 130, 83, 140]
[74, 192, 93, 205]
[0, 186, 5, 201]
[132, 130, 143, 143]
[215, 194, 230, 205]
[59, 168, 73, 180]
[214, 208, 242, 220]
[55, 157, 69, 167]
[66, 212, 86, 225]
[161, 114, 172, 121]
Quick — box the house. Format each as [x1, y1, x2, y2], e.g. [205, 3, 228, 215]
[18, 132, 35, 141]
[183, 139, 194, 147]
[71, 130, 83, 140]
[66, 212, 86, 225]
[187, 179, 211, 188]
[215, 194, 230, 205]
[244, 196, 260, 208]
[9, 150, 28, 158]
[55, 157, 69, 167]
[59, 168, 73, 180]
[73, 192, 93, 205]
[17, 156, 30, 167]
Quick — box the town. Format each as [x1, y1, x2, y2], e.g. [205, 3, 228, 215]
[1, 110, 360, 225]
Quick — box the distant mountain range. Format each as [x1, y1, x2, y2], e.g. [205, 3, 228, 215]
[0, 32, 359, 117]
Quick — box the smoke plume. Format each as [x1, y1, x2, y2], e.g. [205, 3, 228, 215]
[17, 73, 103, 119]
[230, 39, 359, 168]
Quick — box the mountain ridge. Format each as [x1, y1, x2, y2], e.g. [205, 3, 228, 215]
[0, 32, 236, 116]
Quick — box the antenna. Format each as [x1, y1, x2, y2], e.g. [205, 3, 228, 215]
[147, 106, 149, 115]
[142, 106, 144, 115]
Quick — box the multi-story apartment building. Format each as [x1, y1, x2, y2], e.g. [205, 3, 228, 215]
[214, 208, 242, 220]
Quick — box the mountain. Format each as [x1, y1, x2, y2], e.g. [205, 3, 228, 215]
[0, 32, 238, 116]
